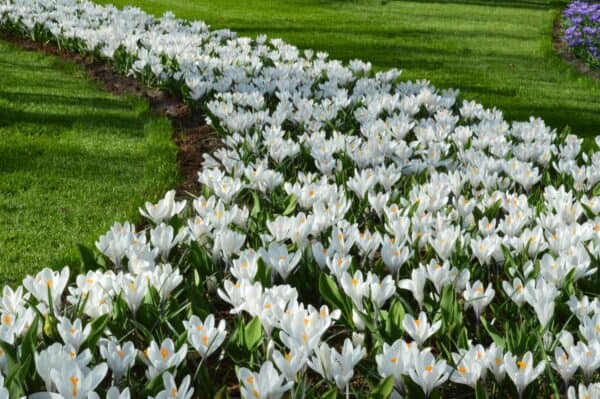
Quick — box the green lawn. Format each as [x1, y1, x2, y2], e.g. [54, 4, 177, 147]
[96, 0, 600, 138]
[0, 40, 178, 285]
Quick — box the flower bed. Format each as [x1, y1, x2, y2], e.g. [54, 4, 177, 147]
[563, 0, 600, 69]
[1, 0, 600, 398]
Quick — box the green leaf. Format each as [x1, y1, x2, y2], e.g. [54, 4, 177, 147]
[0, 341, 25, 397]
[484, 199, 502, 219]
[475, 381, 489, 399]
[86, 314, 110, 349]
[318, 273, 352, 326]
[214, 386, 230, 399]
[481, 318, 505, 347]
[77, 243, 101, 271]
[141, 371, 164, 397]
[251, 192, 261, 219]
[243, 317, 263, 351]
[369, 376, 395, 399]
[21, 316, 39, 374]
[389, 300, 404, 331]
[320, 387, 338, 399]
[282, 194, 298, 216]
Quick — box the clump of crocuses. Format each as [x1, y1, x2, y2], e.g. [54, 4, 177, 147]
[563, 0, 600, 68]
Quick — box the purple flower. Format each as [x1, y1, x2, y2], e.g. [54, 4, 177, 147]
[562, 0, 600, 67]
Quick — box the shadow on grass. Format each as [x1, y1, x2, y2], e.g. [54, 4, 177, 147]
[0, 105, 145, 135]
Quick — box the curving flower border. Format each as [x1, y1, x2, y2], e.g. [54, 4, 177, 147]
[0, 0, 599, 398]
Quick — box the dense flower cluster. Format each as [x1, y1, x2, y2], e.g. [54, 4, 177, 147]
[563, 0, 600, 68]
[1, 0, 600, 397]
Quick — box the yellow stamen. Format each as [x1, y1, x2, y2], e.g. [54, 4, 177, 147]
[69, 376, 79, 398]
[160, 347, 169, 360]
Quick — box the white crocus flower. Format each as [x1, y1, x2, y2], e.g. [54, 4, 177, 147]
[325, 253, 353, 280]
[152, 372, 194, 399]
[376, 339, 419, 392]
[99, 339, 137, 382]
[407, 350, 450, 398]
[237, 361, 293, 399]
[463, 280, 494, 321]
[143, 339, 188, 379]
[368, 272, 396, 310]
[23, 267, 70, 311]
[0, 285, 29, 315]
[272, 348, 308, 382]
[57, 318, 91, 351]
[450, 345, 487, 389]
[119, 273, 148, 315]
[258, 242, 302, 281]
[231, 249, 260, 281]
[139, 190, 186, 224]
[381, 237, 411, 277]
[107, 387, 131, 399]
[398, 266, 427, 309]
[579, 313, 600, 344]
[184, 314, 227, 358]
[571, 341, 600, 380]
[0, 376, 7, 399]
[150, 264, 183, 302]
[486, 343, 506, 383]
[35, 343, 92, 392]
[553, 345, 578, 384]
[502, 278, 525, 306]
[567, 383, 600, 399]
[402, 312, 441, 347]
[340, 270, 369, 310]
[212, 228, 246, 261]
[150, 223, 186, 261]
[49, 361, 108, 399]
[308, 339, 365, 392]
[523, 278, 558, 329]
[504, 351, 545, 399]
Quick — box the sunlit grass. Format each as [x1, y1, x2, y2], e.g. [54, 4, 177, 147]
[0, 40, 178, 285]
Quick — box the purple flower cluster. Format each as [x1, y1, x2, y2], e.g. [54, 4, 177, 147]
[563, 1, 600, 67]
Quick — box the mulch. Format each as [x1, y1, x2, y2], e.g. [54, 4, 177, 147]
[0, 32, 220, 195]
[552, 14, 600, 81]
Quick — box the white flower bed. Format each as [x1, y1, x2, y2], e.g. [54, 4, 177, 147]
[1, 0, 600, 398]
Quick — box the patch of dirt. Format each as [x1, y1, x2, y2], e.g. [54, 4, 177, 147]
[0, 32, 219, 195]
[552, 13, 600, 81]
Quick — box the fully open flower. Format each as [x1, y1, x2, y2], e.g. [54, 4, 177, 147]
[184, 314, 227, 358]
[403, 312, 441, 347]
[407, 350, 451, 398]
[152, 372, 194, 399]
[238, 361, 293, 399]
[49, 361, 108, 399]
[23, 267, 70, 311]
[504, 351, 545, 399]
[143, 339, 187, 379]
[99, 339, 137, 382]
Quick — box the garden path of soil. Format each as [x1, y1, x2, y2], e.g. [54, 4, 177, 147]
[0, 32, 219, 195]
[552, 14, 600, 81]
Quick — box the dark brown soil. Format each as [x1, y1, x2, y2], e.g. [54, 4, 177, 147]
[552, 14, 600, 81]
[0, 32, 220, 195]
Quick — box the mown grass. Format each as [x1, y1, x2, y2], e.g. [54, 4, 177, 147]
[96, 0, 600, 138]
[0, 40, 178, 285]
